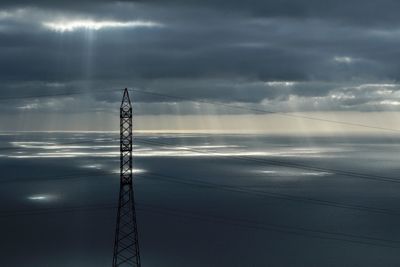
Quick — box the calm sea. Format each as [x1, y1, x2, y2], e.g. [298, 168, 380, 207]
[1, 132, 400, 266]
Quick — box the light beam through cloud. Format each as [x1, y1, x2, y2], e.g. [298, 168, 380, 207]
[42, 19, 164, 32]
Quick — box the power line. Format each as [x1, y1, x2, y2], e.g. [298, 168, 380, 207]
[4, 89, 400, 253]
[2, 86, 400, 133]
[3, 137, 400, 216]
[0, 88, 119, 101]
[139, 203, 400, 248]
[129, 88, 400, 134]
[0, 202, 398, 249]
[3, 168, 400, 218]
[4, 135, 400, 187]
[139, 172, 400, 217]
[0, 171, 111, 184]
[135, 137, 400, 185]
[0, 138, 118, 152]
[0, 204, 115, 218]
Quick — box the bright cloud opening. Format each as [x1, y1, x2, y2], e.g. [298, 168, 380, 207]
[265, 81, 297, 87]
[333, 56, 353, 63]
[42, 19, 163, 32]
[380, 100, 400, 106]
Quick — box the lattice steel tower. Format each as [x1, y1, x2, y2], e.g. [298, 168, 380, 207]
[112, 88, 141, 267]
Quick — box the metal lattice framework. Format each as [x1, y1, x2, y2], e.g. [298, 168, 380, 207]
[112, 88, 141, 267]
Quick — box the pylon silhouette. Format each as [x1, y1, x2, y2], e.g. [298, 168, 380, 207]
[112, 88, 141, 267]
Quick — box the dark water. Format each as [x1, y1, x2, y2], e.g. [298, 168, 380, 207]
[1, 132, 400, 267]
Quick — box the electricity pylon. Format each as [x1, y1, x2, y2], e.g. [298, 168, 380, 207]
[112, 88, 141, 267]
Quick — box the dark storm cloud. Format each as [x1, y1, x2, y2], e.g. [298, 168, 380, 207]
[3, 0, 400, 26]
[2, 1, 400, 115]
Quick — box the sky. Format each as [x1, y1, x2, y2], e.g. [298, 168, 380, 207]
[2, 1, 400, 132]
[4, 2, 400, 266]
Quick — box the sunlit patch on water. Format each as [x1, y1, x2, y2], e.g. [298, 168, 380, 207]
[111, 168, 147, 174]
[259, 170, 332, 176]
[81, 164, 103, 170]
[11, 142, 117, 150]
[27, 194, 58, 202]
[6, 151, 119, 158]
[2, 136, 347, 160]
[256, 169, 332, 179]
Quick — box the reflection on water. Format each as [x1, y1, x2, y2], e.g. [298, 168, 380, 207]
[3, 134, 349, 159]
[27, 194, 58, 202]
[1, 132, 400, 266]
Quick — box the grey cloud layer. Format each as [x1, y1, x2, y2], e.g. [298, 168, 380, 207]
[1, 1, 400, 115]
[3, 0, 400, 25]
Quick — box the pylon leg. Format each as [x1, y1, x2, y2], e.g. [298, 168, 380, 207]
[112, 89, 141, 267]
